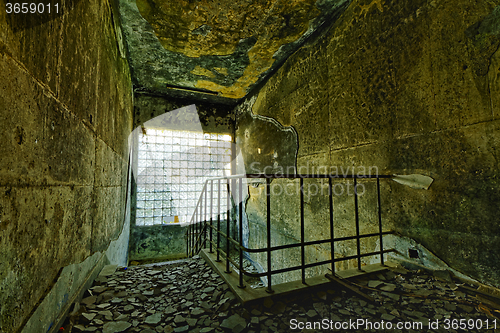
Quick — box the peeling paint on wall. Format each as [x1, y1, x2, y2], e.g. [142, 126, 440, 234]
[235, 96, 298, 175]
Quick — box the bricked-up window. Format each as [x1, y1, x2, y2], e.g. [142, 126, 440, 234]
[135, 129, 232, 226]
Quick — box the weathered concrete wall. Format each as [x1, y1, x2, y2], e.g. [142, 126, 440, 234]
[119, 0, 351, 100]
[0, 0, 133, 331]
[236, 0, 500, 287]
[133, 94, 235, 133]
[129, 224, 187, 262]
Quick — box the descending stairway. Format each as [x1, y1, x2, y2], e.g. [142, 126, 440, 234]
[186, 173, 394, 301]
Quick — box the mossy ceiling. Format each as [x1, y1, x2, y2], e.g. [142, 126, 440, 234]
[119, 0, 350, 103]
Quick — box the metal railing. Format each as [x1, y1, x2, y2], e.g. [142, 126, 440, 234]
[186, 173, 394, 293]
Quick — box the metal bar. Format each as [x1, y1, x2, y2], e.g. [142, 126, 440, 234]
[187, 216, 190, 257]
[329, 177, 335, 274]
[217, 179, 221, 262]
[238, 178, 245, 288]
[204, 183, 208, 249]
[198, 197, 202, 253]
[210, 180, 213, 253]
[354, 178, 361, 270]
[300, 178, 305, 284]
[203, 173, 393, 181]
[377, 177, 385, 266]
[225, 178, 231, 273]
[190, 214, 193, 256]
[199, 199, 202, 252]
[266, 177, 273, 293]
[196, 193, 200, 254]
[206, 222, 392, 252]
[332, 250, 394, 263]
[206, 238, 394, 278]
[194, 207, 198, 254]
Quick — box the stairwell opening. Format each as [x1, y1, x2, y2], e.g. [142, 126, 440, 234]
[128, 104, 235, 264]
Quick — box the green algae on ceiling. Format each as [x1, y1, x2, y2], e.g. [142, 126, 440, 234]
[120, 0, 351, 101]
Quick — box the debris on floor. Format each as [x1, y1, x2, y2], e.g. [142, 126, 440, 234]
[62, 256, 500, 333]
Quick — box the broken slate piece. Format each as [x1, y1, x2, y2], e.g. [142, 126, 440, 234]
[380, 284, 396, 292]
[81, 312, 96, 322]
[220, 314, 247, 333]
[81, 296, 97, 305]
[145, 312, 162, 324]
[368, 280, 384, 288]
[102, 321, 131, 333]
[173, 325, 190, 333]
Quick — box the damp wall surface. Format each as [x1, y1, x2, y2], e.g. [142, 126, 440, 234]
[0, 1, 133, 332]
[235, 0, 500, 287]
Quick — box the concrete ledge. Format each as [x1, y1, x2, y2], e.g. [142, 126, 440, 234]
[200, 249, 389, 305]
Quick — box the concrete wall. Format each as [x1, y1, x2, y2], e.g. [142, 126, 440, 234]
[0, 0, 133, 331]
[236, 0, 500, 287]
[129, 224, 188, 262]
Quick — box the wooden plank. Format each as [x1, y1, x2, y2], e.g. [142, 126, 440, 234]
[326, 273, 376, 303]
[459, 284, 500, 302]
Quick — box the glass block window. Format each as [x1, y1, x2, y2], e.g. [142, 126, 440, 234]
[135, 129, 232, 226]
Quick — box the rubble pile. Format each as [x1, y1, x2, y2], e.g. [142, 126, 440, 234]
[64, 256, 500, 333]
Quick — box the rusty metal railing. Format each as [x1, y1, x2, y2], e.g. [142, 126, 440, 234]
[186, 173, 394, 293]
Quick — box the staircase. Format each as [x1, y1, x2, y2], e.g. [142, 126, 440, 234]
[186, 173, 395, 302]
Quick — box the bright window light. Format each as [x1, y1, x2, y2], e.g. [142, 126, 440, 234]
[135, 129, 232, 226]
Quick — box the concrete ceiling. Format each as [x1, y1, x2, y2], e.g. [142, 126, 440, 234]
[118, 0, 350, 104]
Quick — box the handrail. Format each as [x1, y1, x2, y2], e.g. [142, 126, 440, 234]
[200, 173, 393, 180]
[186, 173, 394, 292]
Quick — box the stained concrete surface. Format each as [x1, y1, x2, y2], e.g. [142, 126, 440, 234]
[235, 100, 298, 175]
[235, 0, 500, 288]
[133, 94, 235, 133]
[63, 256, 500, 333]
[129, 224, 187, 262]
[0, 0, 133, 331]
[118, 0, 352, 100]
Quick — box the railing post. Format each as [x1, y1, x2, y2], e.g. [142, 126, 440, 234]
[216, 179, 221, 262]
[198, 193, 202, 253]
[354, 177, 361, 271]
[210, 180, 213, 253]
[300, 177, 306, 284]
[329, 177, 335, 274]
[204, 183, 208, 249]
[225, 178, 231, 274]
[238, 178, 245, 289]
[266, 177, 273, 293]
[377, 177, 385, 266]
[191, 206, 198, 255]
